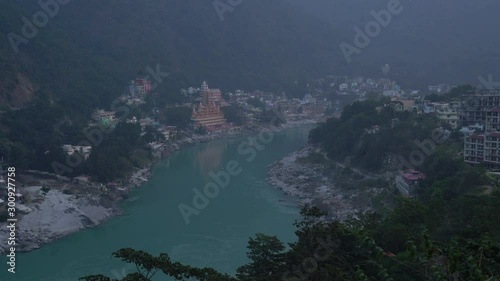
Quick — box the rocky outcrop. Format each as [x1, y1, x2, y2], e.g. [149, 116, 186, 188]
[267, 146, 388, 221]
[0, 73, 37, 108]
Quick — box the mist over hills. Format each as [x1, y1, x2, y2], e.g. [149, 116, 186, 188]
[1, 0, 344, 110]
[290, 0, 500, 87]
[1, 0, 500, 110]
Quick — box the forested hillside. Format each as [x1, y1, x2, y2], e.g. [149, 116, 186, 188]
[1, 0, 342, 111]
[1, 0, 500, 172]
[0, 0, 341, 171]
[3, 0, 499, 108]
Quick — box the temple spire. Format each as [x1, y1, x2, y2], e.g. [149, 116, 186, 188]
[201, 81, 209, 92]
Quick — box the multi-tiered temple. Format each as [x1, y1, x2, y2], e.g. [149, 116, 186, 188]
[192, 82, 227, 131]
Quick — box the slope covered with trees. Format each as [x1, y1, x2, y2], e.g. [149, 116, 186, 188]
[0, 0, 341, 173]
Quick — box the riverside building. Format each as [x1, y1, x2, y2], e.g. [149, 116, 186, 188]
[192, 81, 228, 131]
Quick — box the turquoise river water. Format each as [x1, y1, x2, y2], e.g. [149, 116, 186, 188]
[1, 125, 313, 281]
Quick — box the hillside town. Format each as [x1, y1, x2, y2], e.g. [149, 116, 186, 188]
[0, 74, 490, 211]
[1, 71, 496, 254]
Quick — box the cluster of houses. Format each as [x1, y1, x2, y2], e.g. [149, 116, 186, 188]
[373, 89, 500, 196]
[121, 78, 153, 106]
[428, 84, 452, 94]
[89, 109, 119, 127]
[185, 81, 331, 129]
[58, 74, 181, 169]
[390, 98, 461, 129]
[331, 77, 401, 96]
[227, 89, 330, 121]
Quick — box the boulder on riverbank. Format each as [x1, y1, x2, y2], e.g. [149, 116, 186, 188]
[267, 146, 391, 221]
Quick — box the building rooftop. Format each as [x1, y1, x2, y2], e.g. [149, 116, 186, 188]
[469, 134, 485, 140]
[402, 170, 426, 181]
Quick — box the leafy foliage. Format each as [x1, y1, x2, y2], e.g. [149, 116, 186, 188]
[82, 207, 500, 281]
[309, 99, 439, 171]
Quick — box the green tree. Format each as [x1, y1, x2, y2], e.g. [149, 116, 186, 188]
[236, 234, 286, 281]
[161, 107, 192, 129]
[221, 105, 245, 126]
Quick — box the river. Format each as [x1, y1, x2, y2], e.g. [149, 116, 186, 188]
[2, 125, 313, 281]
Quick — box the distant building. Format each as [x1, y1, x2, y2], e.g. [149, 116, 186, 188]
[460, 123, 483, 136]
[464, 123, 500, 167]
[390, 101, 404, 111]
[192, 81, 228, 130]
[302, 94, 316, 104]
[139, 117, 156, 130]
[62, 145, 92, 160]
[395, 170, 426, 196]
[464, 134, 485, 165]
[381, 64, 391, 75]
[133, 78, 153, 96]
[157, 126, 177, 140]
[463, 107, 500, 167]
[436, 108, 459, 129]
[383, 90, 399, 97]
[428, 84, 451, 94]
[460, 90, 500, 125]
[73, 175, 91, 184]
[91, 110, 116, 125]
[390, 98, 416, 111]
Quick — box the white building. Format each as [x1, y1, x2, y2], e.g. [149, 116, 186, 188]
[460, 123, 483, 136]
[62, 145, 92, 160]
[436, 108, 459, 129]
[91, 109, 116, 122]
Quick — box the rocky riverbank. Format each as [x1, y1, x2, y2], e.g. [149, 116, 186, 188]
[0, 119, 318, 254]
[267, 146, 393, 221]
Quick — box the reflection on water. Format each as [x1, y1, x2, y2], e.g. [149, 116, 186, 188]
[4, 126, 314, 281]
[193, 142, 227, 180]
